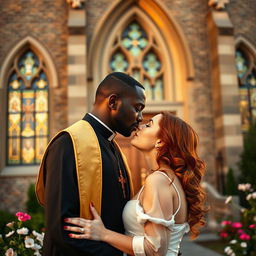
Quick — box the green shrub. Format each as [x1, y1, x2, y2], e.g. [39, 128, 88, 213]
[238, 122, 256, 188]
[26, 183, 44, 214]
[0, 210, 15, 231]
[225, 168, 238, 195]
[25, 212, 45, 232]
[25, 183, 45, 231]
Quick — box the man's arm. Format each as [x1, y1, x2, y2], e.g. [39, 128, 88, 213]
[44, 133, 122, 255]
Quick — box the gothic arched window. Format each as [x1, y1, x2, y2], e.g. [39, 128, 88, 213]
[109, 21, 164, 101]
[235, 48, 256, 132]
[7, 49, 49, 165]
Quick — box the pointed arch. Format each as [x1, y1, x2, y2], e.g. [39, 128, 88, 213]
[87, 0, 194, 118]
[0, 36, 58, 167]
[235, 36, 256, 59]
[0, 36, 58, 89]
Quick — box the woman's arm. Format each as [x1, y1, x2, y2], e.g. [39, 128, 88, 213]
[65, 172, 172, 256]
[64, 204, 135, 255]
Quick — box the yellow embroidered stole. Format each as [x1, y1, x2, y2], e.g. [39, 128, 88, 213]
[36, 120, 134, 219]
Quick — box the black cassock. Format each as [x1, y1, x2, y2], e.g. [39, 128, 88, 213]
[43, 113, 130, 256]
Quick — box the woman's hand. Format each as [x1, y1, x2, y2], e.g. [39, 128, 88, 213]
[64, 203, 108, 241]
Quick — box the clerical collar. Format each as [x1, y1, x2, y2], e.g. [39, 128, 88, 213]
[88, 113, 116, 141]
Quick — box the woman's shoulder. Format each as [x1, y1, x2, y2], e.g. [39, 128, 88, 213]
[144, 171, 173, 188]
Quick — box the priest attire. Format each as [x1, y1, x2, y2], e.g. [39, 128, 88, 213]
[36, 113, 134, 256]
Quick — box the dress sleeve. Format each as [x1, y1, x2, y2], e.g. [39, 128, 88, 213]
[132, 172, 174, 256]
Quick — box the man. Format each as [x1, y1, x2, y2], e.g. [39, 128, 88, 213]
[36, 72, 146, 255]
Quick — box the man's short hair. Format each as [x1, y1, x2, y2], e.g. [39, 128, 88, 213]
[96, 72, 144, 99]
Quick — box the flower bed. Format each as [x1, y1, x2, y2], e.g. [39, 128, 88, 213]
[0, 212, 44, 256]
[219, 184, 256, 256]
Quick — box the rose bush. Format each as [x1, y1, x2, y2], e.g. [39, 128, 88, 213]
[0, 212, 44, 256]
[219, 183, 256, 256]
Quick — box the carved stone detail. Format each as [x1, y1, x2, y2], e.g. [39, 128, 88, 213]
[66, 0, 85, 9]
[208, 0, 230, 10]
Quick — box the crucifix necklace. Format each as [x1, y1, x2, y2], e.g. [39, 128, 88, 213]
[111, 142, 127, 199]
[118, 169, 127, 199]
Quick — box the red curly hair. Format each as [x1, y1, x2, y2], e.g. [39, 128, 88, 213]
[156, 112, 207, 239]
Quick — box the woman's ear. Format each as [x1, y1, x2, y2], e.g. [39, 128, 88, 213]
[108, 94, 119, 110]
[155, 139, 163, 149]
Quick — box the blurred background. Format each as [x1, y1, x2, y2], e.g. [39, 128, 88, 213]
[0, 0, 255, 254]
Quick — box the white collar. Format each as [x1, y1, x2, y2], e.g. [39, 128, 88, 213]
[88, 113, 116, 141]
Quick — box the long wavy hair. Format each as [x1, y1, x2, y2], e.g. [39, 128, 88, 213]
[156, 112, 207, 239]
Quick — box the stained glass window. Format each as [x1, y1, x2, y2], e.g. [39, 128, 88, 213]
[235, 48, 256, 132]
[7, 49, 49, 165]
[109, 21, 164, 101]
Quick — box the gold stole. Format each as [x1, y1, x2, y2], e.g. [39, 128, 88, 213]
[36, 120, 134, 219]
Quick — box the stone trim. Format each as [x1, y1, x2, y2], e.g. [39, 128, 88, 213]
[67, 8, 87, 125]
[0, 166, 38, 177]
[207, 10, 243, 177]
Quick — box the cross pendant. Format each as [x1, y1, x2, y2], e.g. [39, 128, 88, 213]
[118, 170, 126, 199]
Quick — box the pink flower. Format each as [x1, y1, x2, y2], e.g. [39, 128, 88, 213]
[221, 220, 232, 226]
[249, 224, 256, 228]
[5, 248, 17, 256]
[15, 212, 31, 222]
[232, 222, 242, 228]
[237, 229, 244, 234]
[220, 231, 228, 238]
[239, 233, 250, 240]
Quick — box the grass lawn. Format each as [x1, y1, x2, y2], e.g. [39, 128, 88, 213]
[196, 239, 226, 255]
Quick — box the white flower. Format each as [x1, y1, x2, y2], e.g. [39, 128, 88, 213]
[225, 196, 233, 204]
[254, 216, 256, 222]
[5, 231, 15, 238]
[34, 250, 41, 256]
[241, 242, 247, 248]
[252, 192, 256, 199]
[6, 222, 14, 228]
[32, 230, 40, 236]
[25, 237, 35, 248]
[32, 230, 44, 244]
[238, 184, 245, 191]
[230, 240, 237, 244]
[5, 248, 17, 256]
[224, 246, 233, 254]
[17, 227, 29, 235]
[246, 194, 252, 201]
[245, 183, 252, 190]
[224, 246, 231, 252]
[32, 243, 42, 250]
[238, 183, 251, 191]
[231, 253, 236, 256]
[240, 208, 246, 213]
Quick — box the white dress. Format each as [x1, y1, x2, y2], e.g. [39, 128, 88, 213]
[122, 171, 190, 256]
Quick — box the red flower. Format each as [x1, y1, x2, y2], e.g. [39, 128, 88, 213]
[220, 231, 228, 238]
[232, 222, 242, 228]
[239, 233, 250, 240]
[221, 220, 232, 226]
[15, 212, 31, 222]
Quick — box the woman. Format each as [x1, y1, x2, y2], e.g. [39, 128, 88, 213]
[64, 112, 207, 256]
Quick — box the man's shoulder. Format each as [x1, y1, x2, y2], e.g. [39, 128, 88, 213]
[48, 132, 72, 150]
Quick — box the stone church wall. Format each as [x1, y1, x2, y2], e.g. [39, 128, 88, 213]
[0, 0, 69, 213]
[227, 0, 256, 48]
